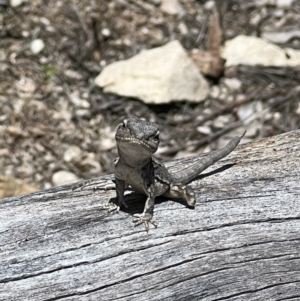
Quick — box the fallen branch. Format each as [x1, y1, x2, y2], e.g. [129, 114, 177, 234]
[1, 130, 300, 300]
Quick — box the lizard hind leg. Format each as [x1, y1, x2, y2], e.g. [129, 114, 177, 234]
[164, 184, 196, 207]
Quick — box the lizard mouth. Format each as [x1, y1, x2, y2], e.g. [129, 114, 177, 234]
[115, 136, 157, 152]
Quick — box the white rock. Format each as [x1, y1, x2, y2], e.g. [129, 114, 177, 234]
[64, 69, 83, 80]
[223, 78, 242, 90]
[222, 35, 300, 67]
[160, 0, 186, 17]
[40, 17, 50, 26]
[213, 115, 230, 128]
[52, 170, 79, 186]
[197, 126, 211, 135]
[101, 28, 111, 37]
[178, 22, 188, 35]
[16, 77, 36, 99]
[237, 101, 267, 125]
[273, 9, 284, 17]
[69, 91, 90, 108]
[10, 0, 23, 7]
[296, 102, 300, 115]
[63, 146, 82, 162]
[243, 121, 261, 137]
[30, 39, 45, 54]
[81, 155, 102, 174]
[254, 0, 269, 7]
[262, 30, 300, 44]
[209, 86, 221, 98]
[95, 40, 209, 104]
[99, 137, 115, 151]
[276, 0, 294, 8]
[0, 49, 6, 60]
[149, 0, 162, 4]
[204, 0, 215, 10]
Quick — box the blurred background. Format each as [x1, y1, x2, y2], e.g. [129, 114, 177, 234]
[0, 0, 299, 198]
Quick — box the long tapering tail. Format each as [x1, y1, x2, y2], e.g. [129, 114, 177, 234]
[171, 131, 246, 184]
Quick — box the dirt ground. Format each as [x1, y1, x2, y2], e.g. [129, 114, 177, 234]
[0, 0, 299, 196]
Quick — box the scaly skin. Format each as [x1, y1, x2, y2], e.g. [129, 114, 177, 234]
[111, 116, 245, 231]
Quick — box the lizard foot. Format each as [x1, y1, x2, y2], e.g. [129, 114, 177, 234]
[99, 200, 128, 212]
[133, 213, 157, 231]
[99, 202, 121, 212]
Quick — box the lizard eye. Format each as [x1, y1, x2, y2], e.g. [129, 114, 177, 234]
[153, 131, 159, 141]
[122, 119, 127, 128]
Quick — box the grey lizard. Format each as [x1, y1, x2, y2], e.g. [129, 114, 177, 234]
[110, 116, 245, 231]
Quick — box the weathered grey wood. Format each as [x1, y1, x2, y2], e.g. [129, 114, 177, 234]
[1, 130, 300, 301]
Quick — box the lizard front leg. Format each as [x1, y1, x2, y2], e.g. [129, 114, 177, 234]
[133, 188, 157, 231]
[108, 177, 128, 211]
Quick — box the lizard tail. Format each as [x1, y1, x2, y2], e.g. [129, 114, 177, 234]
[172, 131, 246, 185]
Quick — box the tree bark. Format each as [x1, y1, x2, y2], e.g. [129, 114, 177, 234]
[1, 130, 300, 301]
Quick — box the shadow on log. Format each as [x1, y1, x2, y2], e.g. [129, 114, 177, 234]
[1, 130, 300, 301]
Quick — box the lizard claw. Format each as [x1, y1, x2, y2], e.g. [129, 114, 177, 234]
[99, 202, 121, 212]
[99, 200, 128, 212]
[133, 213, 157, 231]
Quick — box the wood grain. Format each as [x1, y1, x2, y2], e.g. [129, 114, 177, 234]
[1, 130, 300, 301]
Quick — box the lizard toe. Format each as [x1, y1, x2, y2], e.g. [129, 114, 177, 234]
[99, 202, 121, 213]
[133, 213, 157, 231]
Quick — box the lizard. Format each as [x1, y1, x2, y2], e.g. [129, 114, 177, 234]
[109, 116, 245, 231]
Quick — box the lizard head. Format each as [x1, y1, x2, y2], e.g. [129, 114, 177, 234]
[115, 116, 160, 160]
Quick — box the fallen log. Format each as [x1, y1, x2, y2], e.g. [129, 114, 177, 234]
[1, 130, 300, 301]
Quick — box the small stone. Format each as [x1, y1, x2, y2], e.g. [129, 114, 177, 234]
[75, 109, 90, 117]
[39, 56, 49, 64]
[16, 77, 36, 99]
[296, 102, 300, 115]
[197, 126, 211, 135]
[209, 86, 221, 98]
[99, 137, 115, 151]
[223, 78, 242, 90]
[0, 49, 6, 60]
[254, 0, 275, 6]
[276, 0, 294, 8]
[149, 0, 161, 4]
[22, 31, 30, 38]
[69, 91, 90, 108]
[40, 17, 50, 26]
[273, 112, 281, 120]
[160, 0, 186, 17]
[101, 28, 111, 37]
[204, 0, 215, 10]
[141, 27, 149, 34]
[178, 22, 188, 35]
[81, 154, 102, 174]
[64, 69, 83, 80]
[237, 101, 265, 125]
[52, 171, 79, 186]
[213, 115, 230, 128]
[10, 0, 23, 7]
[30, 39, 45, 54]
[273, 9, 284, 17]
[63, 146, 82, 162]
